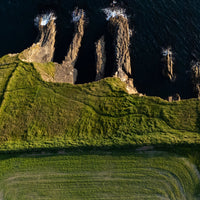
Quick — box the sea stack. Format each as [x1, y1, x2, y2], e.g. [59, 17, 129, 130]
[95, 36, 106, 81]
[191, 62, 200, 98]
[104, 7, 137, 94]
[162, 48, 176, 82]
[21, 13, 56, 63]
[54, 8, 86, 84]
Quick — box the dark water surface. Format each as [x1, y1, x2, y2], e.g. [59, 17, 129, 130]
[1, 0, 200, 99]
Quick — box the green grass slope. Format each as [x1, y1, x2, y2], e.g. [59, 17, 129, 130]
[0, 151, 199, 200]
[0, 54, 200, 151]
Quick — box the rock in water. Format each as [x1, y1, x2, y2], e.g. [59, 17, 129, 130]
[62, 9, 85, 69]
[54, 8, 85, 84]
[95, 36, 106, 81]
[20, 9, 86, 84]
[161, 48, 176, 82]
[21, 12, 56, 63]
[108, 14, 137, 94]
[191, 62, 200, 98]
[168, 93, 181, 102]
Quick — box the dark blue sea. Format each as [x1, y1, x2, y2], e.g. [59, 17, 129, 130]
[1, 0, 200, 99]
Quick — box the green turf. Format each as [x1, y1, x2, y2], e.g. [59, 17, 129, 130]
[0, 151, 199, 200]
[0, 54, 200, 199]
[0, 54, 200, 151]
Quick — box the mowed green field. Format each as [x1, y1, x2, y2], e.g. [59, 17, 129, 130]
[0, 151, 199, 200]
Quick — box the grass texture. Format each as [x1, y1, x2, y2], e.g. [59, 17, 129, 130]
[0, 151, 199, 200]
[0, 54, 200, 151]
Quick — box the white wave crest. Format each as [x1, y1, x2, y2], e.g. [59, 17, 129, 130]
[72, 9, 84, 22]
[102, 7, 127, 21]
[34, 12, 56, 27]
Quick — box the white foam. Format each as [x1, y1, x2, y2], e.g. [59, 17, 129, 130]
[34, 12, 56, 27]
[102, 7, 127, 21]
[162, 48, 172, 57]
[72, 9, 84, 22]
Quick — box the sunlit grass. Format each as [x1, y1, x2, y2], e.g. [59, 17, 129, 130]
[0, 54, 199, 151]
[0, 151, 199, 200]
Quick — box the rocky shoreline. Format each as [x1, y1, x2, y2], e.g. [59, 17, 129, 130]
[18, 7, 138, 95]
[16, 6, 200, 99]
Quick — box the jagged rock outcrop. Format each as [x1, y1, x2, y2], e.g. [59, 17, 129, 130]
[20, 13, 56, 63]
[54, 9, 85, 84]
[191, 62, 200, 98]
[108, 14, 137, 94]
[20, 10, 86, 84]
[95, 36, 106, 81]
[162, 48, 176, 82]
[168, 94, 181, 102]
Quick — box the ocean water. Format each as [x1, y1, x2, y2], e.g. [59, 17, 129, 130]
[1, 0, 200, 99]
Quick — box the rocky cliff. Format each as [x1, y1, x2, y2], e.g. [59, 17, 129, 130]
[20, 13, 56, 63]
[95, 36, 106, 81]
[19, 9, 86, 84]
[108, 14, 137, 94]
[162, 48, 176, 82]
[18, 8, 137, 93]
[54, 9, 85, 84]
[191, 62, 200, 98]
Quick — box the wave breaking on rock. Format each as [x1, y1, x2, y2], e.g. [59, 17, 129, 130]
[54, 8, 86, 84]
[20, 12, 56, 63]
[106, 9, 137, 94]
[102, 7, 127, 21]
[34, 12, 56, 27]
[18, 7, 138, 94]
[161, 48, 176, 82]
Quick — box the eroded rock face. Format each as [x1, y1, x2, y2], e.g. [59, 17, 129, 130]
[54, 9, 85, 84]
[108, 14, 137, 94]
[191, 62, 200, 98]
[162, 48, 176, 82]
[95, 36, 106, 81]
[62, 9, 85, 68]
[21, 13, 56, 63]
[20, 10, 86, 84]
[109, 16, 131, 76]
[18, 8, 138, 92]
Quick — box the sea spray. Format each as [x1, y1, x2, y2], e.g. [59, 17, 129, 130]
[72, 9, 85, 23]
[102, 7, 127, 21]
[162, 48, 172, 57]
[34, 12, 56, 27]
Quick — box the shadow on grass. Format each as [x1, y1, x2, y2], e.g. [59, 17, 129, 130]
[0, 143, 199, 159]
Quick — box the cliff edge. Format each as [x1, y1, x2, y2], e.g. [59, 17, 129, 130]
[19, 9, 86, 84]
[107, 12, 137, 94]
[20, 13, 56, 63]
[54, 9, 85, 84]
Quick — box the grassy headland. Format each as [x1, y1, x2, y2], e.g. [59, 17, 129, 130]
[0, 54, 200, 199]
[0, 54, 200, 151]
